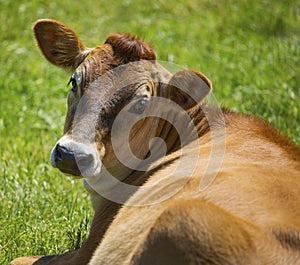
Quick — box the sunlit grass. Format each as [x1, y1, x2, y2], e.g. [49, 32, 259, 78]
[0, 0, 299, 263]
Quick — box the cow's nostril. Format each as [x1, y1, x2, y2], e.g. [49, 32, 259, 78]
[55, 144, 63, 162]
[55, 144, 71, 163]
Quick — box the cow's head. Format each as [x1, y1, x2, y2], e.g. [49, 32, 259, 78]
[34, 19, 211, 192]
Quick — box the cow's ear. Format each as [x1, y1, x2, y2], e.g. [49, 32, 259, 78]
[167, 69, 212, 110]
[33, 19, 88, 71]
[105, 34, 156, 63]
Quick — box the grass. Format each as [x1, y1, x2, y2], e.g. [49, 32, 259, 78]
[0, 0, 299, 264]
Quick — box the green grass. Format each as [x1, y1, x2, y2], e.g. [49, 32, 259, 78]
[0, 0, 299, 264]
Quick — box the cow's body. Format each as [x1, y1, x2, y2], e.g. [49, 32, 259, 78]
[88, 112, 300, 265]
[11, 20, 300, 265]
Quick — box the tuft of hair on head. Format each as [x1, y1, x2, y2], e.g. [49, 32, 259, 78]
[105, 34, 156, 63]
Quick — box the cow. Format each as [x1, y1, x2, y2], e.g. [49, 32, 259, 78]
[12, 19, 300, 265]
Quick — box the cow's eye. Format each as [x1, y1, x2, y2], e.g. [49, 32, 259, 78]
[67, 74, 77, 93]
[129, 98, 149, 114]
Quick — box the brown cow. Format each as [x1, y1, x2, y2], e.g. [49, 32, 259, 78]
[12, 19, 300, 265]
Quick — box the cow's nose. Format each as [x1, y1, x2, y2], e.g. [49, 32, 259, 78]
[54, 144, 81, 176]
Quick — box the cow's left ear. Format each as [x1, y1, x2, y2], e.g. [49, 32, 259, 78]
[33, 19, 88, 71]
[167, 69, 212, 110]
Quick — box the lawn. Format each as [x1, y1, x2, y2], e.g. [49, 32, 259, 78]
[0, 0, 299, 264]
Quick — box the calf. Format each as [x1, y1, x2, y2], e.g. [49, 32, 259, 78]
[12, 19, 300, 265]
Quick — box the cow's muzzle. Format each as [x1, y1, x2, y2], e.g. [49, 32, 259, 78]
[54, 143, 81, 176]
[50, 135, 101, 178]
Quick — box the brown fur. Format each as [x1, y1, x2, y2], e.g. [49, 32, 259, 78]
[105, 34, 156, 64]
[11, 20, 300, 265]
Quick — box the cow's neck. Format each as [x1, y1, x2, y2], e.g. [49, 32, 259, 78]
[124, 105, 213, 182]
[189, 104, 212, 137]
[154, 104, 212, 152]
[85, 104, 213, 201]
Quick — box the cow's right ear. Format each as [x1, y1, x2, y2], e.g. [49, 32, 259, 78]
[167, 69, 212, 110]
[33, 19, 88, 71]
